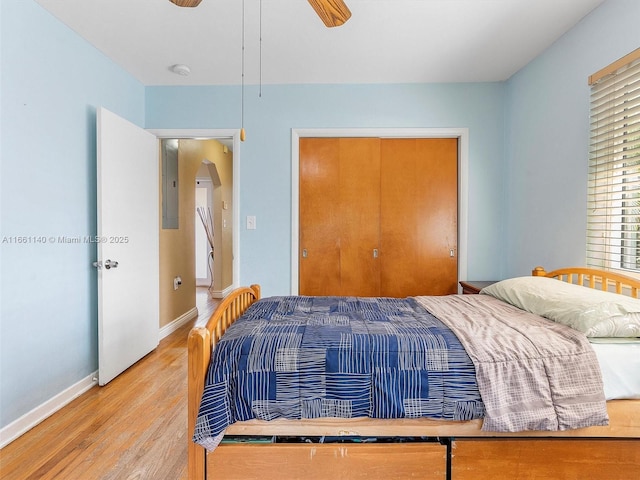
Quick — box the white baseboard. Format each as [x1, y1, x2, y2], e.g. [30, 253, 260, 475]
[221, 285, 234, 298]
[159, 307, 198, 340]
[0, 371, 98, 449]
[207, 285, 234, 299]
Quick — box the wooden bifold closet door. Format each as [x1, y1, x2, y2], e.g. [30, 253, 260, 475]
[299, 137, 457, 297]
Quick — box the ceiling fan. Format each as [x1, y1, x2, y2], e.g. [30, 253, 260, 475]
[168, 0, 351, 28]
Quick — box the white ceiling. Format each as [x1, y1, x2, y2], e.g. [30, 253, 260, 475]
[34, 0, 605, 86]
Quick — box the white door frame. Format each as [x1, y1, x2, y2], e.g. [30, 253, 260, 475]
[149, 129, 241, 289]
[291, 127, 469, 295]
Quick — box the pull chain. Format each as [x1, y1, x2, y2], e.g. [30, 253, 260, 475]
[240, 0, 246, 141]
[259, 0, 263, 98]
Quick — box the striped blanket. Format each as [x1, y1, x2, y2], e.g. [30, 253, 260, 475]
[193, 295, 483, 450]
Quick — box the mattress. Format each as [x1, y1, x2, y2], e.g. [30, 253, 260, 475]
[591, 340, 640, 400]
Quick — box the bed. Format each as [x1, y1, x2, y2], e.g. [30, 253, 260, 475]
[187, 266, 640, 479]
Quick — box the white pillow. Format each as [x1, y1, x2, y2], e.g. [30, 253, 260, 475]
[480, 276, 640, 338]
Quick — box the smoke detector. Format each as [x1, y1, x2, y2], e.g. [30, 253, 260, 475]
[170, 64, 191, 76]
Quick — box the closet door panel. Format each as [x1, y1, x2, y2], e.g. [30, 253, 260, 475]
[338, 138, 381, 296]
[299, 138, 342, 295]
[380, 138, 458, 296]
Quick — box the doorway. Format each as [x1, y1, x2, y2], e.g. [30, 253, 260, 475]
[152, 130, 240, 332]
[150, 128, 240, 292]
[195, 160, 224, 296]
[195, 177, 214, 288]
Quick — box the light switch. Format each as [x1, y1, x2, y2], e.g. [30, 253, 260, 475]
[247, 215, 256, 230]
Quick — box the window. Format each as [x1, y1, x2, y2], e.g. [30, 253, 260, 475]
[587, 49, 640, 273]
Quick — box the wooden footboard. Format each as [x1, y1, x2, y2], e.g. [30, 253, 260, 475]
[188, 285, 261, 480]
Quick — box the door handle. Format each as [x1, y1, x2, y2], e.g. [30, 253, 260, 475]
[302, 249, 308, 258]
[93, 259, 119, 269]
[104, 259, 119, 269]
[373, 249, 379, 258]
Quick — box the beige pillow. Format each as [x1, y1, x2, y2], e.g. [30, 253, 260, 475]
[481, 276, 640, 338]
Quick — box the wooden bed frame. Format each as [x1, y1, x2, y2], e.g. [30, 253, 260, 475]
[188, 268, 640, 479]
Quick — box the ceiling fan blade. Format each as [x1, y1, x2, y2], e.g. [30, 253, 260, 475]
[169, 0, 203, 7]
[307, 0, 352, 28]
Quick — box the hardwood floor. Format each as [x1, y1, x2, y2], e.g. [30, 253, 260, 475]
[0, 288, 219, 480]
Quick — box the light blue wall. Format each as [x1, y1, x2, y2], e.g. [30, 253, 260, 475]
[146, 83, 507, 295]
[0, 0, 145, 427]
[504, 0, 640, 277]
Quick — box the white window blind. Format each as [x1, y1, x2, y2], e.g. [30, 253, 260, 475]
[588, 51, 640, 272]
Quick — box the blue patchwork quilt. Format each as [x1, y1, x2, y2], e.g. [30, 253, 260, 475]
[193, 296, 484, 450]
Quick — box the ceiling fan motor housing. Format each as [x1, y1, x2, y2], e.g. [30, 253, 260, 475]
[169, 0, 203, 8]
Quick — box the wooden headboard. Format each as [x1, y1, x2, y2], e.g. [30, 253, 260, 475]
[532, 266, 640, 298]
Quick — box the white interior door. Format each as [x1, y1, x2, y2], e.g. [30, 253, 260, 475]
[96, 107, 159, 386]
